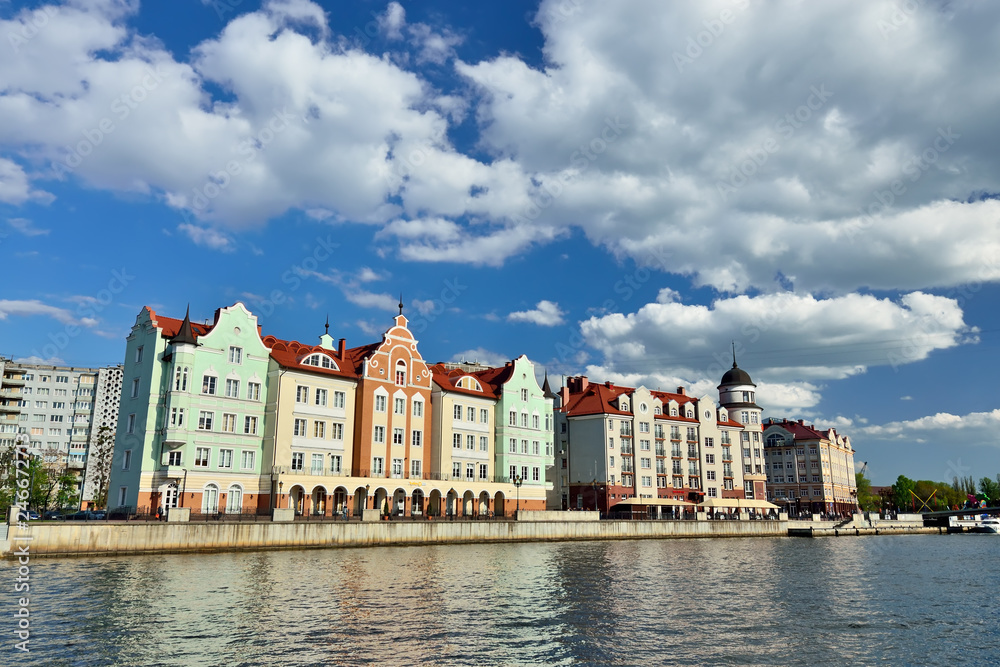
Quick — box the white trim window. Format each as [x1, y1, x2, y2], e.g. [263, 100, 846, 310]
[228, 346, 243, 364]
[333, 391, 346, 408]
[412, 430, 422, 447]
[293, 419, 307, 436]
[247, 382, 261, 401]
[198, 411, 214, 431]
[225, 379, 240, 398]
[296, 386, 309, 404]
[315, 389, 328, 407]
[195, 447, 210, 467]
[202, 375, 217, 395]
[244, 416, 258, 435]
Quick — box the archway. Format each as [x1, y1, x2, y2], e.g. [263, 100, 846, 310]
[462, 490, 475, 516]
[411, 489, 424, 516]
[226, 484, 243, 513]
[393, 488, 407, 516]
[311, 486, 328, 515]
[333, 486, 348, 514]
[428, 489, 442, 516]
[478, 491, 490, 516]
[353, 486, 368, 514]
[289, 485, 306, 514]
[446, 490, 457, 517]
[374, 487, 389, 515]
[494, 492, 505, 517]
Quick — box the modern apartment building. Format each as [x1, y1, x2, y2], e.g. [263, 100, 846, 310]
[762, 418, 858, 515]
[0, 358, 26, 445]
[79, 365, 123, 507]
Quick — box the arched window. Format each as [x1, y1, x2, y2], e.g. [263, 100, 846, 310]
[303, 353, 337, 370]
[202, 484, 219, 513]
[226, 485, 243, 513]
[395, 360, 407, 386]
[766, 433, 784, 447]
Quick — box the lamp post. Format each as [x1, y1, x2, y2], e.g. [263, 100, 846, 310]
[278, 480, 283, 510]
[513, 474, 523, 518]
[365, 484, 370, 511]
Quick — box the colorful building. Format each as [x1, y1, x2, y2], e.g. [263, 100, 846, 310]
[763, 418, 858, 515]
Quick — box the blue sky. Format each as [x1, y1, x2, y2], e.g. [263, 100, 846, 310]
[2, 0, 1000, 484]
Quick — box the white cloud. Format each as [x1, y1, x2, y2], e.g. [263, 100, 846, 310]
[177, 224, 234, 252]
[860, 410, 1000, 448]
[0, 159, 51, 205]
[6, 217, 49, 236]
[344, 289, 399, 312]
[508, 300, 566, 327]
[411, 298, 435, 316]
[356, 267, 387, 283]
[577, 291, 975, 412]
[378, 1, 406, 40]
[0, 299, 98, 327]
[15, 355, 66, 365]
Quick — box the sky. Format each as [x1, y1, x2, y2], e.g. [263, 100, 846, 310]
[1, 0, 999, 485]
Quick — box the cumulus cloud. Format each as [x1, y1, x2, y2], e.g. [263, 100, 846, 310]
[0, 299, 99, 328]
[378, 1, 406, 40]
[860, 410, 1000, 448]
[449, 347, 509, 368]
[177, 224, 234, 252]
[508, 300, 566, 326]
[0, 159, 51, 205]
[6, 217, 49, 236]
[573, 291, 976, 414]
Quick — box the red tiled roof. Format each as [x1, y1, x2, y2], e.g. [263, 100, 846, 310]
[765, 419, 825, 440]
[429, 364, 498, 398]
[147, 308, 213, 338]
[262, 335, 358, 380]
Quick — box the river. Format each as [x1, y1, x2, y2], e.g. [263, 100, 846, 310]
[6, 534, 1000, 665]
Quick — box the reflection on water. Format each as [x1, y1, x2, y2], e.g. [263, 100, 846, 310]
[10, 535, 1000, 666]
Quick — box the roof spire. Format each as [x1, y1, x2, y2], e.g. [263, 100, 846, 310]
[732, 340, 738, 368]
[398, 293, 404, 316]
[172, 304, 198, 346]
[324, 314, 329, 335]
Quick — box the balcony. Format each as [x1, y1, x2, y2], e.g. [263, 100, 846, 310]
[67, 459, 86, 470]
[162, 428, 186, 445]
[0, 404, 21, 414]
[0, 388, 22, 399]
[1, 377, 25, 387]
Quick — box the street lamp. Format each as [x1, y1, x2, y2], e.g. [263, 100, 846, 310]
[278, 480, 283, 509]
[513, 474, 523, 517]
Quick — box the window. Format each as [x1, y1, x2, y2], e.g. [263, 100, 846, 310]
[533, 415, 540, 429]
[296, 386, 309, 403]
[131, 378, 140, 398]
[521, 388, 528, 401]
[56, 375, 68, 383]
[244, 416, 258, 435]
[533, 441, 540, 455]
[705, 454, 715, 464]
[291, 452, 304, 471]
[480, 409, 488, 424]
[315, 389, 328, 407]
[315, 421, 326, 439]
[480, 463, 489, 480]
[509, 411, 517, 426]
[641, 457, 651, 469]
[454, 404, 462, 420]
[704, 437, 714, 447]
[521, 413, 528, 428]
[521, 465, 529, 481]
[331, 455, 342, 474]
[202, 375, 217, 395]
[374, 426, 385, 443]
[412, 430, 422, 447]
[394, 397, 405, 414]
[332, 391, 345, 409]
[167, 451, 182, 466]
[375, 395, 387, 412]
[228, 346, 243, 364]
[222, 413, 236, 433]
[411, 460, 422, 478]
[639, 422, 649, 433]
[219, 449, 233, 469]
[610, 456, 616, 468]
[126, 413, 136, 434]
[521, 439, 529, 454]
[135, 346, 144, 363]
[466, 464, 475, 481]
[707, 470, 717, 480]
[395, 360, 406, 386]
[609, 438, 615, 449]
[225, 379, 240, 398]
[466, 434, 475, 450]
[392, 458, 403, 477]
[331, 423, 344, 440]
[393, 428, 404, 445]
[293, 419, 307, 436]
[372, 457, 385, 475]
[247, 382, 261, 401]
[707, 487, 718, 498]
[532, 467, 540, 482]
[198, 411, 214, 430]
[312, 454, 325, 475]
[412, 400, 422, 417]
[453, 434, 462, 449]
[453, 462, 462, 479]
[640, 439, 650, 451]
[195, 447, 210, 467]
[241, 451, 255, 469]
[122, 449, 132, 470]
[480, 436, 489, 452]
[509, 438, 517, 454]
[509, 465, 518, 481]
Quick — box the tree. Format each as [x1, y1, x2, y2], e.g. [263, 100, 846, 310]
[891, 475, 916, 512]
[855, 471, 879, 512]
[90, 426, 116, 510]
[978, 476, 1000, 503]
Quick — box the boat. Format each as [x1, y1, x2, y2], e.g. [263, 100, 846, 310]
[949, 515, 1000, 533]
[974, 517, 1000, 534]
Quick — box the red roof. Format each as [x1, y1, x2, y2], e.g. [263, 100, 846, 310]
[263, 336, 358, 380]
[429, 364, 498, 398]
[147, 309, 213, 339]
[765, 419, 825, 440]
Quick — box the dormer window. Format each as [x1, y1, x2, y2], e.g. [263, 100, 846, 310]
[303, 353, 338, 370]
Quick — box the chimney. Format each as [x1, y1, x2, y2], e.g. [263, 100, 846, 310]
[579, 376, 589, 393]
[677, 386, 686, 395]
[338, 338, 347, 358]
[560, 385, 569, 408]
[798, 419, 804, 425]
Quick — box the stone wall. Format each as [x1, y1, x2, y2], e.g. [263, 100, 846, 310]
[2, 518, 787, 558]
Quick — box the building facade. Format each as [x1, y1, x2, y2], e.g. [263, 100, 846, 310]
[762, 418, 858, 515]
[79, 365, 123, 507]
[717, 359, 768, 500]
[0, 358, 25, 445]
